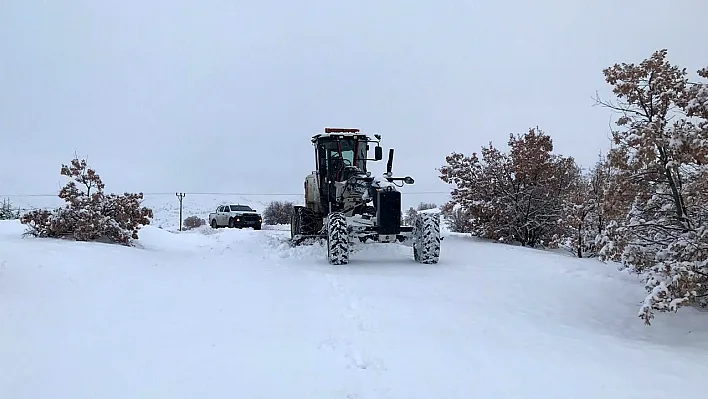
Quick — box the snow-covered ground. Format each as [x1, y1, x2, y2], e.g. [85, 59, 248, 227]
[1, 210, 707, 398]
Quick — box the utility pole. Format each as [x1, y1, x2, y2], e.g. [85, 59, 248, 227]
[176, 192, 186, 231]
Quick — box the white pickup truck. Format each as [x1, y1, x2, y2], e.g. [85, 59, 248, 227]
[208, 204, 262, 229]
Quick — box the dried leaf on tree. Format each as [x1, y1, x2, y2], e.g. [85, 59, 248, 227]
[440, 128, 580, 248]
[20, 157, 153, 246]
[596, 49, 708, 324]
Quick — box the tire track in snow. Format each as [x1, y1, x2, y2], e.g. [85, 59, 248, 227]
[320, 272, 389, 398]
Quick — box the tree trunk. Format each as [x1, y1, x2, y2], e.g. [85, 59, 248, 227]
[577, 222, 583, 258]
[659, 145, 690, 229]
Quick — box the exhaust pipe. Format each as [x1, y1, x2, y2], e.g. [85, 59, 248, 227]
[386, 149, 394, 175]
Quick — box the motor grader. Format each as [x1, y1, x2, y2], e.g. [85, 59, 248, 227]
[290, 127, 441, 265]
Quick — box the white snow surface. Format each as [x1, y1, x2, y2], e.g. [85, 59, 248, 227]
[1, 218, 708, 398]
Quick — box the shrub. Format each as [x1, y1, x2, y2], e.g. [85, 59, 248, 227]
[20, 157, 153, 245]
[183, 215, 206, 230]
[263, 200, 295, 225]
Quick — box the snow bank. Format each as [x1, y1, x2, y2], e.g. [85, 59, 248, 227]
[263, 223, 290, 231]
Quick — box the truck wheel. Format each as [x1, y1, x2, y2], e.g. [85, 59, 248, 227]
[211, 219, 218, 229]
[228, 218, 235, 228]
[326, 212, 349, 265]
[413, 212, 441, 264]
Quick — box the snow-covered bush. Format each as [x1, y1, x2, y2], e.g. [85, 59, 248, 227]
[263, 200, 294, 225]
[183, 215, 206, 230]
[20, 157, 153, 246]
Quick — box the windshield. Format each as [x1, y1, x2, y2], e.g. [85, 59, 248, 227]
[230, 205, 253, 212]
[324, 139, 367, 172]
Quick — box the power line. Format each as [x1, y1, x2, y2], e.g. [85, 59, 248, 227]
[139, 191, 450, 196]
[0, 194, 59, 197]
[0, 191, 451, 198]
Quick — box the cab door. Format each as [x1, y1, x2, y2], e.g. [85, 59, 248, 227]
[219, 206, 230, 224]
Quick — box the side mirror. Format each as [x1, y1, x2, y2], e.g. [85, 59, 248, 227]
[374, 146, 383, 161]
[403, 176, 414, 184]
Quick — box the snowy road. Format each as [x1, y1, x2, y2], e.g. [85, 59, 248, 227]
[1, 221, 707, 398]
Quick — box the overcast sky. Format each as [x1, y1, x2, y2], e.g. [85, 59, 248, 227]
[1, 0, 706, 207]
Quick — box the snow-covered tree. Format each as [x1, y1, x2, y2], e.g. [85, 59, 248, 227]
[0, 198, 19, 220]
[555, 152, 637, 259]
[417, 202, 437, 211]
[20, 157, 153, 245]
[404, 202, 438, 225]
[595, 49, 708, 324]
[441, 202, 474, 233]
[556, 168, 597, 258]
[403, 207, 417, 225]
[440, 127, 579, 247]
